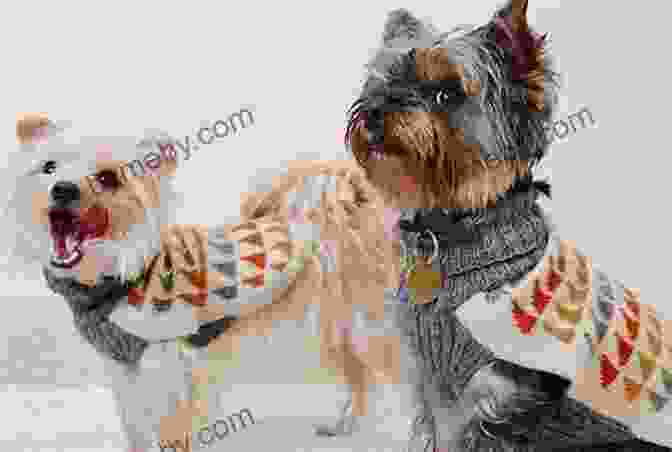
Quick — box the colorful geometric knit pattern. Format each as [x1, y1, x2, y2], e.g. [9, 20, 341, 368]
[229, 221, 271, 289]
[509, 240, 672, 416]
[189, 234, 336, 419]
[226, 218, 336, 289]
[124, 225, 214, 307]
[203, 214, 337, 384]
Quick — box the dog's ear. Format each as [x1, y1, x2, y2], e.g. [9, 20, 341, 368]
[382, 9, 438, 46]
[16, 113, 52, 146]
[490, 0, 550, 112]
[498, 0, 531, 33]
[486, 0, 557, 165]
[137, 132, 179, 178]
[156, 142, 178, 177]
[151, 140, 178, 178]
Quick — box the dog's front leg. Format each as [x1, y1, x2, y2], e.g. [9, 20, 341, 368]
[362, 306, 432, 450]
[314, 339, 427, 445]
[313, 327, 370, 437]
[312, 308, 394, 438]
[103, 359, 160, 452]
[313, 304, 429, 450]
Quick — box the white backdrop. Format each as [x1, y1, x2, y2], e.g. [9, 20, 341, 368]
[0, 0, 670, 450]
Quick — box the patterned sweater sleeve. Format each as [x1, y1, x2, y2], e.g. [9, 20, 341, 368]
[455, 234, 672, 446]
[108, 169, 341, 342]
[203, 172, 339, 320]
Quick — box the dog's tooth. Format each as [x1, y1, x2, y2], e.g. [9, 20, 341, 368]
[66, 235, 79, 254]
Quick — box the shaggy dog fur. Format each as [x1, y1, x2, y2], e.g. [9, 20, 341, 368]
[345, 1, 671, 451]
[2, 117, 425, 450]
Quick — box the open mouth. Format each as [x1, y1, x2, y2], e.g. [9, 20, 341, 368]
[48, 206, 110, 269]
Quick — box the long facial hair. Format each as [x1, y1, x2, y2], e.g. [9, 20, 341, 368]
[340, 5, 595, 452]
[345, 5, 559, 211]
[1, 134, 182, 365]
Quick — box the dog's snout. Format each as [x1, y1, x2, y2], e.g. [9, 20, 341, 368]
[369, 108, 383, 122]
[366, 108, 384, 137]
[366, 108, 384, 144]
[50, 181, 80, 205]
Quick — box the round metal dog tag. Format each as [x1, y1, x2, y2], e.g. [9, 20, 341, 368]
[405, 229, 441, 305]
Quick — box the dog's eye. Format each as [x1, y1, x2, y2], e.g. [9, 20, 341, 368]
[95, 170, 121, 190]
[42, 160, 57, 175]
[435, 89, 461, 105]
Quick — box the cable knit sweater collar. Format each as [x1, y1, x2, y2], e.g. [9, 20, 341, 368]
[398, 176, 551, 313]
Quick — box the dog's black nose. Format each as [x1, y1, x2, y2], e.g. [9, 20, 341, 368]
[366, 109, 385, 143]
[50, 181, 80, 205]
[367, 108, 383, 125]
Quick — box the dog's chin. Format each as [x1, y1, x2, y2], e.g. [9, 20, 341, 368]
[48, 205, 110, 270]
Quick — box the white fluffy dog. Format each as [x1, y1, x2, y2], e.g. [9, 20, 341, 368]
[2, 114, 429, 452]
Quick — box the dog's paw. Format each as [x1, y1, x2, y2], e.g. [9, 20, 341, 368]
[404, 414, 434, 452]
[314, 398, 359, 437]
[404, 435, 434, 452]
[314, 412, 362, 437]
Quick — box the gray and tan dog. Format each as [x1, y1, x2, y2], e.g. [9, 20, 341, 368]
[346, 1, 672, 451]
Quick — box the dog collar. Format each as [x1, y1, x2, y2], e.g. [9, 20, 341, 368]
[44, 264, 233, 350]
[398, 175, 550, 253]
[398, 176, 550, 311]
